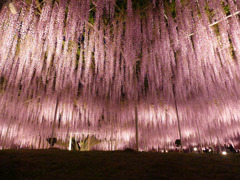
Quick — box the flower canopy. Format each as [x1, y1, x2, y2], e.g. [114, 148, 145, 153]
[1, 0, 240, 150]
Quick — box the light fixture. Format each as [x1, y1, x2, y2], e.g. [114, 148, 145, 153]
[68, 133, 72, 151]
[193, 147, 198, 151]
[222, 151, 227, 155]
[3, 0, 18, 14]
[8, 2, 17, 14]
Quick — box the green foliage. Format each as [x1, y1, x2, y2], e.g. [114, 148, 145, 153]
[204, 3, 221, 37]
[62, 40, 65, 51]
[204, 3, 215, 22]
[0, 76, 6, 92]
[55, 135, 101, 151]
[89, 2, 96, 25]
[64, 4, 69, 27]
[68, 40, 74, 51]
[221, 1, 230, 16]
[52, 0, 59, 6]
[212, 24, 220, 37]
[15, 35, 21, 56]
[90, 52, 95, 72]
[229, 37, 236, 59]
[180, 0, 190, 6]
[115, 0, 127, 13]
[132, 0, 150, 10]
[164, 0, 176, 19]
[25, 0, 46, 16]
[76, 46, 80, 70]
[197, 8, 202, 18]
[80, 135, 101, 151]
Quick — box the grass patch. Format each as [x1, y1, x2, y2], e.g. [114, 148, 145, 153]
[0, 150, 240, 179]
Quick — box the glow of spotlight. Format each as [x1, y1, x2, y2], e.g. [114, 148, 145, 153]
[222, 151, 227, 155]
[193, 147, 198, 151]
[68, 133, 72, 151]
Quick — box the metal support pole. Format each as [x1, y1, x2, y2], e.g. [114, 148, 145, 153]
[50, 96, 59, 148]
[172, 83, 183, 151]
[134, 65, 139, 151]
[195, 119, 203, 153]
[135, 104, 139, 151]
[38, 135, 41, 149]
[111, 120, 113, 151]
[217, 136, 222, 153]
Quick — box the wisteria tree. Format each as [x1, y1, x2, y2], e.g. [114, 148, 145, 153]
[0, 0, 240, 151]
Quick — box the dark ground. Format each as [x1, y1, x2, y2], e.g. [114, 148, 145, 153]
[0, 150, 240, 180]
